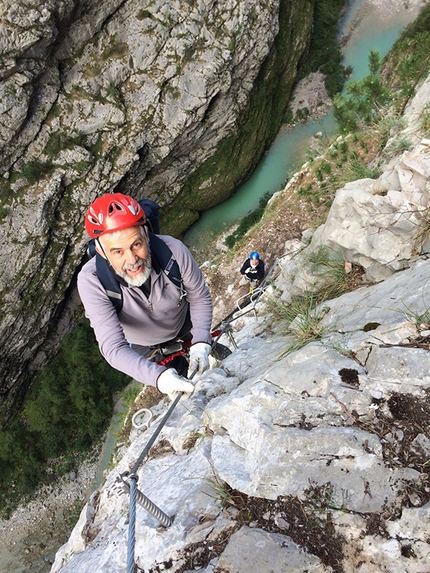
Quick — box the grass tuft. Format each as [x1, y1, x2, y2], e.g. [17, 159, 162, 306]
[266, 294, 329, 357]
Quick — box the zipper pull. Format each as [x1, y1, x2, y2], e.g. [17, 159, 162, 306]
[149, 301, 153, 311]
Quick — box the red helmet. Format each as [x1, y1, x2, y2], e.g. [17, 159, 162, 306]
[85, 193, 146, 238]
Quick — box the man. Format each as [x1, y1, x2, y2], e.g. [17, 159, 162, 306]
[239, 251, 265, 288]
[78, 193, 213, 399]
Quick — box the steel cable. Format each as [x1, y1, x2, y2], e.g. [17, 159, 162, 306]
[124, 370, 197, 571]
[127, 475, 137, 573]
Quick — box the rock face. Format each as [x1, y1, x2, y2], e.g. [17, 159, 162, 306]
[0, 0, 314, 422]
[49, 261, 430, 573]
[49, 72, 430, 573]
[276, 75, 430, 300]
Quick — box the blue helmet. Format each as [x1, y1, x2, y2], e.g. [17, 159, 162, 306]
[250, 251, 259, 260]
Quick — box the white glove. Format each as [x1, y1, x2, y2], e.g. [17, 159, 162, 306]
[157, 368, 194, 401]
[188, 342, 211, 377]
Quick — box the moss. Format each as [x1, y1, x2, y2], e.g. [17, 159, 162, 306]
[0, 172, 15, 205]
[101, 35, 129, 61]
[89, 136, 104, 158]
[136, 9, 153, 20]
[44, 130, 85, 158]
[397, 2, 430, 43]
[20, 160, 55, 184]
[82, 62, 103, 79]
[45, 103, 61, 122]
[74, 161, 92, 173]
[163, 83, 181, 100]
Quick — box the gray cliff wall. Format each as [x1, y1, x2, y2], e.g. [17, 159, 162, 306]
[0, 0, 314, 421]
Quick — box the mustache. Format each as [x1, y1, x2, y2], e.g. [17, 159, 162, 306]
[123, 258, 147, 271]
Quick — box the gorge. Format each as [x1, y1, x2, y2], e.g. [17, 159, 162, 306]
[0, 0, 317, 423]
[51, 68, 430, 573]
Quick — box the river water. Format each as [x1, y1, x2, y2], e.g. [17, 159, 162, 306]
[184, 0, 425, 261]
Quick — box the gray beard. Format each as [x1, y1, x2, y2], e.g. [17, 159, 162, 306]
[116, 252, 152, 287]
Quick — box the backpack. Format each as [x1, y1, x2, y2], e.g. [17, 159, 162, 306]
[87, 199, 183, 313]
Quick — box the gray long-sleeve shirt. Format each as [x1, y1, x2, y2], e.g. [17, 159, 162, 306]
[77, 234, 213, 386]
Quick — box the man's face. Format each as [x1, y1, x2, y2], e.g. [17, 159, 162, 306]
[250, 258, 259, 267]
[98, 226, 151, 287]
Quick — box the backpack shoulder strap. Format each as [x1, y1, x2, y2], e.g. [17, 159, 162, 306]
[149, 233, 182, 288]
[95, 252, 123, 313]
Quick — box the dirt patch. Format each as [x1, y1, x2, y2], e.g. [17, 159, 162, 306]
[329, 384, 430, 513]
[338, 368, 361, 387]
[388, 392, 430, 429]
[146, 487, 345, 573]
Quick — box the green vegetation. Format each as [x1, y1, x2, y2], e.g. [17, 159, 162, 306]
[333, 51, 391, 133]
[44, 130, 85, 158]
[421, 104, 430, 135]
[298, 0, 350, 97]
[307, 247, 364, 298]
[266, 247, 366, 356]
[204, 472, 239, 509]
[266, 293, 329, 357]
[225, 192, 271, 249]
[136, 9, 153, 20]
[383, 3, 430, 108]
[347, 155, 381, 180]
[101, 35, 129, 61]
[401, 303, 430, 329]
[295, 2, 430, 216]
[20, 160, 55, 184]
[296, 39, 424, 215]
[0, 320, 129, 517]
[90, 136, 104, 158]
[114, 384, 163, 446]
[395, 32, 430, 106]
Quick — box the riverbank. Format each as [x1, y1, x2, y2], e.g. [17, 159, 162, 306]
[289, 71, 332, 121]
